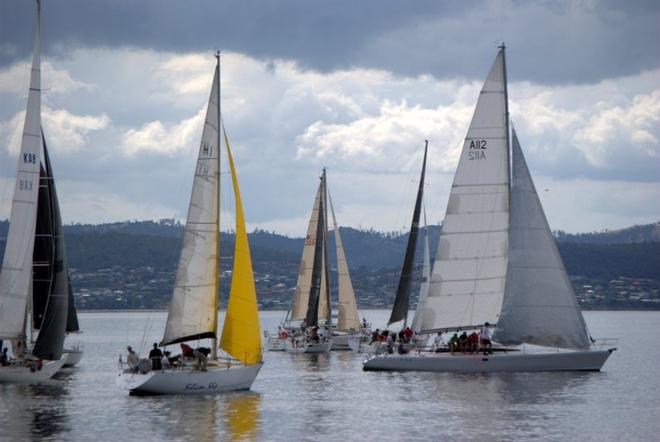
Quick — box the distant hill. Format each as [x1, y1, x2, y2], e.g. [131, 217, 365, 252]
[1, 219, 659, 278]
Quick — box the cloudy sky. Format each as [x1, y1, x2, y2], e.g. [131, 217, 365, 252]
[1, 0, 658, 236]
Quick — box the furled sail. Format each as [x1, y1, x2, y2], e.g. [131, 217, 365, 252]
[0, 2, 43, 341]
[161, 66, 220, 346]
[220, 131, 261, 365]
[389, 141, 428, 326]
[493, 129, 590, 349]
[32, 135, 69, 360]
[411, 208, 431, 333]
[290, 183, 322, 321]
[422, 50, 509, 332]
[328, 192, 361, 331]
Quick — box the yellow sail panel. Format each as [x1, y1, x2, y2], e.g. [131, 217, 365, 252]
[220, 132, 262, 365]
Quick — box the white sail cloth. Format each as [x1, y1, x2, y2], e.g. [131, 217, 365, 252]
[493, 129, 591, 349]
[411, 210, 431, 333]
[421, 50, 509, 332]
[290, 183, 322, 321]
[162, 68, 220, 345]
[328, 193, 361, 332]
[0, 7, 42, 340]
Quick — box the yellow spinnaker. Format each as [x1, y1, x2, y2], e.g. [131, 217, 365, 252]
[220, 131, 262, 365]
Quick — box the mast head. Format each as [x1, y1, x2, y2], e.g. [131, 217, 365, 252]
[498, 42, 506, 52]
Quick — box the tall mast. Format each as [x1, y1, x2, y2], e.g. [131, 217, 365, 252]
[322, 168, 332, 327]
[212, 51, 221, 360]
[499, 43, 511, 188]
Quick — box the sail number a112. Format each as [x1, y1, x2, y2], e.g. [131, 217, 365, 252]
[468, 139, 487, 160]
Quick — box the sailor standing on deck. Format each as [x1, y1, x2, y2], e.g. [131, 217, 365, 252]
[480, 323, 493, 354]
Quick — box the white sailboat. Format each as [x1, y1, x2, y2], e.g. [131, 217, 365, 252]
[282, 169, 334, 353]
[0, 0, 69, 383]
[117, 53, 263, 394]
[364, 46, 616, 372]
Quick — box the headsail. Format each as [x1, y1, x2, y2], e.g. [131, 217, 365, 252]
[422, 49, 509, 332]
[493, 128, 590, 349]
[161, 64, 220, 346]
[328, 192, 361, 332]
[389, 141, 428, 326]
[304, 175, 327, 328]
[32, 134, 69, 360]
[411, 207, 431, 333]
[0, 1, 43, 341]
[220, 130, 261, 364]
[290, 183, 323, 321]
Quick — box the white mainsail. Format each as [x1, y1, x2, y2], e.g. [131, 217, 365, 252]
[328, 193, 361, 331]
[0, 3, 43, 340]
[422, 49, 509, 332]
[493, 128, 591, 349]
[161, 67, 220, 345]
[411, 209, 431, 333]
[290, 183, 323, 321]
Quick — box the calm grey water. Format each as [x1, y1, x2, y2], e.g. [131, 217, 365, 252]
[0, 310, 658, 441]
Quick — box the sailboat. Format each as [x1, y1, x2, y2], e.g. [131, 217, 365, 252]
[281, 169, 334, 353]
[364, 46, 616, 372]
[117, 53, 263, 394]
[0, 0, 72, 383]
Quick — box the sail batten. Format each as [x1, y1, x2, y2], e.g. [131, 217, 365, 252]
[421, 50, 509, 333]
[493, 128, 590, 349]
[161, 67, 220, 346]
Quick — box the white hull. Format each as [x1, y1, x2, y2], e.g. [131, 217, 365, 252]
[0, 357, 66, 384]
[265, 336, 287, 352]
[62, 348, 83, 367]
[117, 362, 263, 395]
[363, 348, 615, 373]
[285, 339, 332, 354]
[331, 334, 360, 351]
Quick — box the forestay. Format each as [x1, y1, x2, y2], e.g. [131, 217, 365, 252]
[220, 131, 261, 365]
[493, 129, 591, 349]
[0, 4, 43, 341]
[422, 50, 509, 332]
[161, 67, 220, 346]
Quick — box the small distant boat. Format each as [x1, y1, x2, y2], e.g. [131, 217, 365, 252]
[117, 53, 263, 394]
[0, 0, 70, 383]
[364, 46, 617, 373]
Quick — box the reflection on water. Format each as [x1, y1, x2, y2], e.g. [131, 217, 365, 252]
[0, 311, 658, 441]
[221, 392, 261, 441]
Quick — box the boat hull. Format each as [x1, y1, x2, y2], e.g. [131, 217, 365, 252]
[265, 336, 287, 352]
[331, 334, 360, 351]
[363, 348, 615, 372]
[117, 362, 263, 395]
[285, 339, 332, 354]
[62, 348, 83, 367]
[0, 357, 66, 383]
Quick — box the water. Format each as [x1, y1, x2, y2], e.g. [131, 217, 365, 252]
[0, 310, 658, 441]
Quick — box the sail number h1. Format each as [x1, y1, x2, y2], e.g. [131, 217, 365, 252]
[468, 139, 487, 160]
